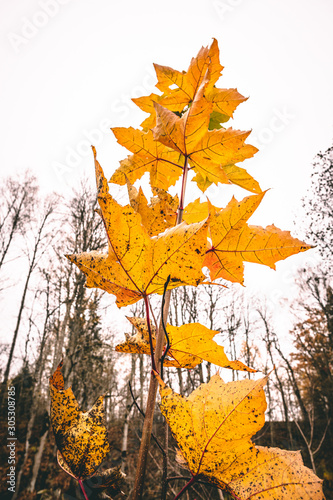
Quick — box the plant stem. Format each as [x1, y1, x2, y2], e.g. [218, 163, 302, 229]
[177, 156, 189, 223]
[143, 294, 157, 373]
[78, 480, 89, 500]
[172, 476, 197, 500]
[131, 157, 189, 500]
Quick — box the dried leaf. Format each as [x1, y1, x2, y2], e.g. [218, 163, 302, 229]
[50, 362, 110, 480]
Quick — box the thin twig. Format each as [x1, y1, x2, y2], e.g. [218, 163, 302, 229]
[128, 381, 165, 457]
[160, 275, 171, 379]
[314, 417, 331, 455]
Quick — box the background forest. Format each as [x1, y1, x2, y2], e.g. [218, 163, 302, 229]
[0, 142, 332, 499]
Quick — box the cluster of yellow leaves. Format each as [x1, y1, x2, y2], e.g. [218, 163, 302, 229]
[67, 148, 311, 306]
[52, 37, 325, 500]
[110, 38, 260, 194]
[156, 373, 324, 499]
[66, 40, 311, 305]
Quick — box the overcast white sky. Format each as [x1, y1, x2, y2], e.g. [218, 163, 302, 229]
[1, 0, 332, 344]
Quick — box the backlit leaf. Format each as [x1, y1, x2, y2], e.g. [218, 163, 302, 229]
[189, 128, 258, 187]
[156, 373, 324, 499]
[116, 319, 255, 372]
[167, 323, 256, 371]
[110, 127, 183, 189]
[126, 180, 178, 236]
[154, 38, 223, 105]
[204, 193, 312, 284]
[67, 150, 208, 306]
[206, 87, 248, 120]
[152, 71, 212, 156]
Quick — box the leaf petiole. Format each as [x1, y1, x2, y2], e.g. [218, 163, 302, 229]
[172, 475, 197, 500]
[78, 479, 89, 500]
[143, 294, 157, 373]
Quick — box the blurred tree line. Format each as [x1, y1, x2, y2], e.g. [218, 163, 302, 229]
[0, 143, 332, 499]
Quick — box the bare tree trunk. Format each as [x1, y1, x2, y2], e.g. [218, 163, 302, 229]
[28, 430, 48, 492]
[14, 284, 53, 498]
[257, 308, 294, 447]
[1, 205, 54, 404]
[121, 356, 136, 473]
[177, 368, 184, 395]
[13, 398, 38, 499]
[139, 354, 144, 410]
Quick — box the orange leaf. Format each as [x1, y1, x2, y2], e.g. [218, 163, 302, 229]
[189, 128, 258, 185]
[205, 193, 312, 283]
[152, 71, 212, 156]
[206, 87, 248, 120]
[167, 323, 256, 371]
[116, 319, 255, 372]
[154, 38, 223, 105]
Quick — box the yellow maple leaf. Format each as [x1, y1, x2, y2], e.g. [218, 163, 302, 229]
[167, 323, 256, 371]
[132, 93, 165, 130]
[156, 373, 324, 499]
[115, 316, 177, 367]
[49, 362, 110, 480]
[67, 149, 208, 306]
[152, 71, 212, 156]
[205, 87, 248, 121]
[204, 192, 312, 284]
[109, 127, 183, 189]
[189, 128, 258, 186]
[126, 179, 178, 236]
[115, 316, 157, 355]
[116, 318, 256, 372]
[154, 38, 223, 107]
[183, 199, 211, 224]
[193, 164, 262, 194]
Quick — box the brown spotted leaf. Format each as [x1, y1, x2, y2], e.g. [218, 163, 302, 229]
[50, 362, 110, 480]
